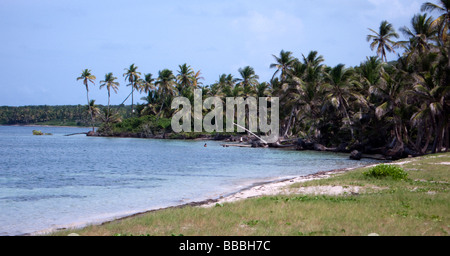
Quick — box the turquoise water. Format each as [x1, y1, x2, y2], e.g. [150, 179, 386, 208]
[0, 126, 381, 235]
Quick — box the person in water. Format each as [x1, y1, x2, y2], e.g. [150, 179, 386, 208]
[204, 143, 207, 147]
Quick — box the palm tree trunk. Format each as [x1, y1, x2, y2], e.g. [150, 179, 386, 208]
[107, 89, 111, 124]
[341, 104, 354, 139]
[131, 86, 134, 114]
[283, 107, 295, 138]
[86, 89, 94, 132]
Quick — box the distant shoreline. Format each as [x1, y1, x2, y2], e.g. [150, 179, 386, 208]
[1, 124, 94, 129]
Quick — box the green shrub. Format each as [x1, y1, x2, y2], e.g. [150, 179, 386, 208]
[363, 164, 408, 180]
[32, 130, 43, 135]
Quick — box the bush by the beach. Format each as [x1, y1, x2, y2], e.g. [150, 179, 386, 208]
[363, 164, 408, 180]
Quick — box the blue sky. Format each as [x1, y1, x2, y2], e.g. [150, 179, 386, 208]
[0, 0, 428, 106]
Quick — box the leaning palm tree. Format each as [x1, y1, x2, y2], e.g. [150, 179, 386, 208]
[367, 20, 400, 62]
[99, 72, 120, 123]
[123, 64, 141, 113]
[77, 69, 96, 132]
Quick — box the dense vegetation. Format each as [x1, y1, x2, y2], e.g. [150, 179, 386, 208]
[3, 1, 449, 159]
[0, 105, 132, 127]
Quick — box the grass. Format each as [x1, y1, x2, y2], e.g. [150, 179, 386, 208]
[50, 152, 449, 236]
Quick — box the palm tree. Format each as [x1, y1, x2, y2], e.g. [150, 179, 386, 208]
[140, 73, 155, 97]
[270, 50, 296, 82]
[176, 63, 194, 94]
[155, 69, 177, 118]
[192, 70, 204, 89]
[77, 69, 96, 132]
[323, 64, 363, 139]
[85, 99, 100, 126]
[410, 52, 450, 153]
[370, 70, 408, 152]
[421, 0, 450, 44]
[367, 20, 400, 62]
[99, 72, 120, 123]
[237, 66, 259, 98]
[123, 64, 141, 113]
[399, 13, 438, 53]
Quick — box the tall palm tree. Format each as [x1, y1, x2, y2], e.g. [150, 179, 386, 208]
[140, 73, 155, 97]
[99, 72, 120, 123]
[192, 70, 204, 89]
[155, 69, 177, 118]
[77, 69, 96, 132]
[176, 63, 194, 94]
[270, 50, 296, 82]
[323, 64, 363, 139]
[237, 66, 259, 98]
[85, 99, 100, 127]
[123, 64, 141, 113]
[302, 50, 325, 84]
[367, 20, 400, 62]
[399, 13, 438, 53]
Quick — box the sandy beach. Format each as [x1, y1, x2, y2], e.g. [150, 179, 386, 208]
[200, 167, 367, 208]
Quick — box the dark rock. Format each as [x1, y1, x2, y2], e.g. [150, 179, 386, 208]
[349, 150, 362, 160]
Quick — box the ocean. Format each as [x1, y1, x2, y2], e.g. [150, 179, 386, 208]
[0, 125, 381, 236]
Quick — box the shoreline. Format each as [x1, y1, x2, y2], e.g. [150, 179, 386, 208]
[39, 163, 380, 236]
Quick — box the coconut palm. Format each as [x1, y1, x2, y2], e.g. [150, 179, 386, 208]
[123, 64, 141, 113]
[421, 0, 450, 44]
[410, 52, 450, 153]
[140, 73, 155, 97]
[237, 66, 259, 98]
[367, 20, 400, 62]
[85, 99, 100, 126]
[192, 70, 204, 89]
[176, 63, 194, 94]
[155, 69, 177, 118]
[399, 13, 438, 53]
[77, 69, 96, 132]
[323, 64, 364, 139]
[99, 72, 120, 123]
[270, 50, 296, 82]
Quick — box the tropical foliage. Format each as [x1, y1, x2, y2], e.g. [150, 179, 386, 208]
[4, 1, 447, 159]
[80, 1, 449, 157]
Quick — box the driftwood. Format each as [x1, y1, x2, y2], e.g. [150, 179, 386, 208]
[64, 132, 88, 136]
[221, 144, 252, 148]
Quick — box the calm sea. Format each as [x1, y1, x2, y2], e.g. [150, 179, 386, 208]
[0, 126, 381, 235]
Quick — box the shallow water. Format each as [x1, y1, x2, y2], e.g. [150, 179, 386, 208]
[0, 126, 381, 235]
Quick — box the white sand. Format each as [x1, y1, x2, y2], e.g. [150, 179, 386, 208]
[202, 167, 367, 208]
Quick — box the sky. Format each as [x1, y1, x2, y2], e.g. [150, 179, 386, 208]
[0, 0, 430, 106]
